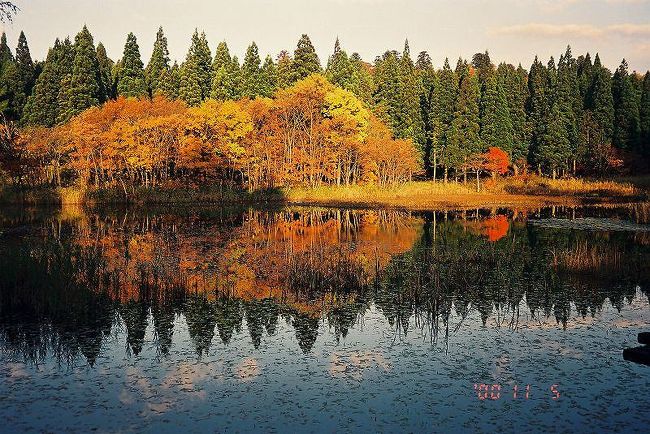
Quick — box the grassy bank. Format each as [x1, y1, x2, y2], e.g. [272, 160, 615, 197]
[0, 176, 647, 209]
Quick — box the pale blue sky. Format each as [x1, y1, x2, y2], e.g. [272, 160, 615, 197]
[2, 0, 650, 71]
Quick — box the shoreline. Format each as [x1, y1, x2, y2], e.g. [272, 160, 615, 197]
[1, 178, 648, 211]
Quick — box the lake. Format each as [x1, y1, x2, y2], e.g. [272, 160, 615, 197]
[0, 204, 648, 433]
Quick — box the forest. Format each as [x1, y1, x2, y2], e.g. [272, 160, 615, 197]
[1, 25, 650, 194]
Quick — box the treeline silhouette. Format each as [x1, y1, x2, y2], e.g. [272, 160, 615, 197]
[1, 27, 649, 192]
[0, 206, 647, 364]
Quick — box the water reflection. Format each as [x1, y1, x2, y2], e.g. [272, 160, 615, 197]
[0, 204, 647, 364]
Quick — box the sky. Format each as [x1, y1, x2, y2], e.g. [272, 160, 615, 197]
[1, 0, 650, 72]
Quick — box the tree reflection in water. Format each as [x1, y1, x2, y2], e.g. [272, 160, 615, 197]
[0, 204, 647, 364]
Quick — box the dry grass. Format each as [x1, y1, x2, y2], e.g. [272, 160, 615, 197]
[1, 175, 645, 209]
[552, 242, 623, 273]
[496, 175, 639, 197]
[285, 176, 644, 209]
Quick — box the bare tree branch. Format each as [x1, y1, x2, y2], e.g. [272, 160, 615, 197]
[0, 2, 19, 23]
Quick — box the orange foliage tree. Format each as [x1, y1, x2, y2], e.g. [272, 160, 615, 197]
[15, 75, 420, 192]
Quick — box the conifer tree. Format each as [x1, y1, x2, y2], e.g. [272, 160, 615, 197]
[160, 61, 180, 100]
[588, 54, 615, 143]
[446, 69, 481, 180]
[480, 74, 513, 155]
[276, 50, 293, 89]
[527, 56, 549, 172]
[24, 39, 68, 126]
[577, 53, 593, 105]
[496, 62, 529, 171]
[557, 47, 583, 171]
[179, 57, 203, 106]
[290, 34, 321, 83]
[398, 40, 425, 152]
[540, 101, 571, 178]
[96, 42, 114, 101]
[259, 55, 278, 97]
[326, 38, 354, 90]
[349, 53, 373, 105]
[430, 58, 458, 180]
[373, 50, 403, 136]
[180, 30, 212, 103]
[472, 50, 494, 87]
[211, 49, 241, 101]
[0, 32, 12, 76]
[57, 26, 102, 123]
[416, 51, 436, 174]
[145, 27, 170, 97]
[3, 31, 34, 119]
[116, 32, 146, 98]
[212, 41, 231, 74]
[240, 42, 262, 98]
[640, 72, 650, 158]
[612, 59, 641, 150]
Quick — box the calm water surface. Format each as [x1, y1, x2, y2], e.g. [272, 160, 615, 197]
[0, 204, 648, 433]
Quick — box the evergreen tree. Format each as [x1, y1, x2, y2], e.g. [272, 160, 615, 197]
[612, 59, 641, 150]
[577, 53, 593, 105]
[179, 57, 203, 106]
[480, 74, 513, 154]
[24, 39, 67, 126]
[0, 32, 12, 76]
[472, 50, 494, 86]
[290, 34, 321, 83]
[145, 27, 170, 97]
[326, 38, 354, 90]
[557, 47, 583, 171]
[540, 100, 571, 178]
[349, 53, 373, 105]
[276, 50, 293, 89]
[588, 54, 615, 143]
[398, 40, 425, 152]
[496, 62, 529, 171]
[160, 61, 180, 100]
[3, 31, 34, 119]
[446, 69, 481, 179]
[212, 41, 231, 71]
[57, 26, 102, 123]
[416, 51, 436, 174]
[640, 72, 650, 158]
[179, 30, 212, 103]
[373, 50, 403, 136]
[240, 42, 263, 98]
[96, 42, 114, 101]
[210, 52, 241, 101]
[259, 55, 277, 97]
[527, 56, 549, 172]
[430, 58, 458, 180]
[116, 32, 146, 98]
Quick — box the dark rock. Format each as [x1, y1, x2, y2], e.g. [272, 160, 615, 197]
[638, 333, 650, 345]
[623, 346, 650, 366]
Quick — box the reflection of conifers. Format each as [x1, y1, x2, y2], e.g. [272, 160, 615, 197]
[0, 206, 647, 364]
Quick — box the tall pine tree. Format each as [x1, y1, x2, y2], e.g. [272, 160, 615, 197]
[612, 59, 641, 150]
[145, 27, 170, 97]
[240, 42, 263, 98]
[117, 33, 146, 98]
[290, 34, 321, 83]
[57, 26, 102, 123]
